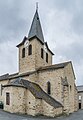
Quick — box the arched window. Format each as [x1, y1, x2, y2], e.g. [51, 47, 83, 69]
[22, 48, 25, 58]
[41, 48, 44, 59]
[46, 53, 48, 63]
[47, 81, 51, 95]
[28, 44, 32, 55]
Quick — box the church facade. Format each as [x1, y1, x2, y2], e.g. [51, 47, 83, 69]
[0, 8, 78, 117]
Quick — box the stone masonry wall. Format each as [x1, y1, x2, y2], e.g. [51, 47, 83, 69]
[35, 39, 52, 68]
[37, 68, 64, 104]
[42, 100, 62, 117]
[26, 90, 36, 116]
[74, 86, 78, 111]
[64, 63, 76, 113]
[19, 40, 36, 73]
[63, 86, 69, 114]
[35, 99, 42, 115]
[3, 85, 63, 117]
[0, 80, 9, 102]
[3, 86, 26, 114]
[3, 86, 38, 116]
[19, 38, 52, 74]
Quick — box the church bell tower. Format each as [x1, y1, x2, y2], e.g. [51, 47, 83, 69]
[17, 7, 54, 74]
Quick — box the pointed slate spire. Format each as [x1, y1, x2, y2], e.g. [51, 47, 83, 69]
[28, 7, 44, 43]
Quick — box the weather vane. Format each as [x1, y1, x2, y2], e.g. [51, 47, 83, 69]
[36, 2, 38, 11]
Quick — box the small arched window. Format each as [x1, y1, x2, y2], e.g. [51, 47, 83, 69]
[22, 48, 25, 58]
[28, 44, 32, 55]
[41, 48, 44, 59]
[46, 53, 48, 63]
[47, 81, 51, 95]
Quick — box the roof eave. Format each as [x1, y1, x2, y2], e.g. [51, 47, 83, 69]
[44, 42, 54, 55]
[16, 36, 28, 48]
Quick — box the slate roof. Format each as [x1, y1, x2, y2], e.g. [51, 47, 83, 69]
[0, 61, 72, 81]
[16, 36, 28, 47]
[3, 78, 63, 108]
[77, 86, 83, 92]
[28, 10, 44, 43]
[0, 72, 19, 81]
[37, 61, 70, 71]
[0, 74, 9, 80]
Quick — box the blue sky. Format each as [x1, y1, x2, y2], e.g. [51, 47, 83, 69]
[0, 0, 83, 85]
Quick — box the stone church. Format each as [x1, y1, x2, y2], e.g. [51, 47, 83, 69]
[0, 8, 78, 117]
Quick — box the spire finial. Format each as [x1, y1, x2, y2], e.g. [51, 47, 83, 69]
[36, 2, 38, 11]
